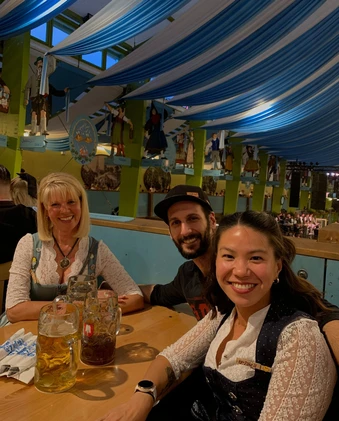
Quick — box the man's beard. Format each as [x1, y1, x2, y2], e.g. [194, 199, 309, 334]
[173, 221, 211, 260]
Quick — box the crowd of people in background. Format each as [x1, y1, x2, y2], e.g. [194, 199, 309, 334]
[276, 210, 320, 239]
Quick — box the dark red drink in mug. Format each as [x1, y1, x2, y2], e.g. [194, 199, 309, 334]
[81, 290, 121, 365]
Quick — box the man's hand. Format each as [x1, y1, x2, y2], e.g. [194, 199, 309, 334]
[23, 99, 29, 106]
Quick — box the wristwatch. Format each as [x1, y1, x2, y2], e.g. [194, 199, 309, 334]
[134, 380, 158, 404]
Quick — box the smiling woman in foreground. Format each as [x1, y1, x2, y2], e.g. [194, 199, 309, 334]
[99, 211, 336, 421]
[5, 172, 143, 323]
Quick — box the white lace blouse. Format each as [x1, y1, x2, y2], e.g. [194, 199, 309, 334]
[6, 234, 142, 309]
[160, 306, 337, 420]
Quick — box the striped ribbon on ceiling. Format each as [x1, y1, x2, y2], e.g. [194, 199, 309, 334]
[48, 0, 192, 57]
[175, 35, 339, 121]
[202, 62, 339, 130]
[0, 0, 77, 40]
[203, 79, 339, 132]
[235, 102, 339, 142]
[90, 0, 275, 85]
[125, 0, 336, 100]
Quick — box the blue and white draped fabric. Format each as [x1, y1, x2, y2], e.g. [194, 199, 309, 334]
[203, 78, 339, 132]
[0, 0, 77, 40]
[175, 35, 339, 121]
[202, 60, 339, 130]
[240, 108, 339, 146]
[233, 103, 339, 164]
[48, 0, 191, 57]
[125, 0, 336, 100]
[90, 0, 275, 85]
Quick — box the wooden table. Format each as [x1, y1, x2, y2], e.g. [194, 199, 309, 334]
[0, 305, 196, 421]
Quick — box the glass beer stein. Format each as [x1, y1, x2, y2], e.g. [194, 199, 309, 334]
[54, 275, 97, 336]
[67, 275, 97, 328]
[81, 290, 121, 366]
[34, 302, 79, 393]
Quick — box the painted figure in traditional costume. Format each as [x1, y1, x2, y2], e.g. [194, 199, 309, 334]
[243, 145, 259, 176]
[24, 56, 56, 136]
[143, 102, 168, 159]
[186, 131, 195, 168]
[105, 103, 133, 157]
[225, 144, 234, 174]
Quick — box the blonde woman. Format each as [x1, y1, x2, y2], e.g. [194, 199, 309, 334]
[10, 174, 37, 209]
[6, 172, 143, 322]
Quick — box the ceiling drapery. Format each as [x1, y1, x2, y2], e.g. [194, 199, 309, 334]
[48, 0, 191, 57]
[0, 0, 77, 40]
[173, 36, 338, 121]
[89, 0, 275, 85]
[123, 0, 335, 100]
[4, 0, 337, 164]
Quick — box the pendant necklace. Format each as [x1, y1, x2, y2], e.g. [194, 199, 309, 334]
[53, 235, 79, 269]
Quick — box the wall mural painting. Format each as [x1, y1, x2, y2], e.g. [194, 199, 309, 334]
[174, 130, 195, 168]
[202, 176, 217, 196]
[225, 144, 235, 175]
[143, 167, 171, 193]
[267, 155, 280, 182]
[81, 155, 121, 191]
[175, 131, 187, 164]
[242, 144, 260, 177]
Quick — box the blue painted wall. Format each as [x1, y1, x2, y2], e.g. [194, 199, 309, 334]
[325, 259, 339, 306]
[90, 224, 185, 285]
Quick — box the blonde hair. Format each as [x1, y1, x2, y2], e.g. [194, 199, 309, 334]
[37, 172, 90, 241]
[10, 177, 37, 207]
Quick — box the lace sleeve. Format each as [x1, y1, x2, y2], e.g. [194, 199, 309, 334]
[159, 311, 222, 379]
[96, 241, 142, 296]
[259, 318, 337, 421]
[6, 234, 33, 309]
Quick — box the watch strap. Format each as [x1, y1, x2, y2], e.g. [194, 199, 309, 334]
[135, 389, 155, 401]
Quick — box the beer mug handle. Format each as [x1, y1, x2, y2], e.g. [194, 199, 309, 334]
[54, 295, 70, 304]
[116, 307, 122, 335]
[68, 335, 77, 371]
[52, 295, 70, 315]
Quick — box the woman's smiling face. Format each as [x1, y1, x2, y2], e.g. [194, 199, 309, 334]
[216, 225, 282, 314]
[46, 191, 81, 235]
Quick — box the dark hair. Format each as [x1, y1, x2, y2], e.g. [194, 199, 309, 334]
[0, 165, 11, 185]
[205, 210, 329, 318]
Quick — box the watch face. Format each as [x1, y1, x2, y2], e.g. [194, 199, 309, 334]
[138, 380, 154, 389]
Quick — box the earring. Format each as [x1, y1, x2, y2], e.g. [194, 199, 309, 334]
[273, 278, 280, 284]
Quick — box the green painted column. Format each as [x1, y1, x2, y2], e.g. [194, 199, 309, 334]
[118, 99, 146, 217]
[224, 139, 242, 215]
[252, 151, 268, 211]
[186, 120, 205, 187]
[272, 160, 287, 213]
[1, 33, 30, 176]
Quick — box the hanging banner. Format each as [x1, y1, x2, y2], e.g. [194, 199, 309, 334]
[69, 115, 98, 165]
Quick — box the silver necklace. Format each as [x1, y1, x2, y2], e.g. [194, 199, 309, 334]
[53, 235, 79, 269]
